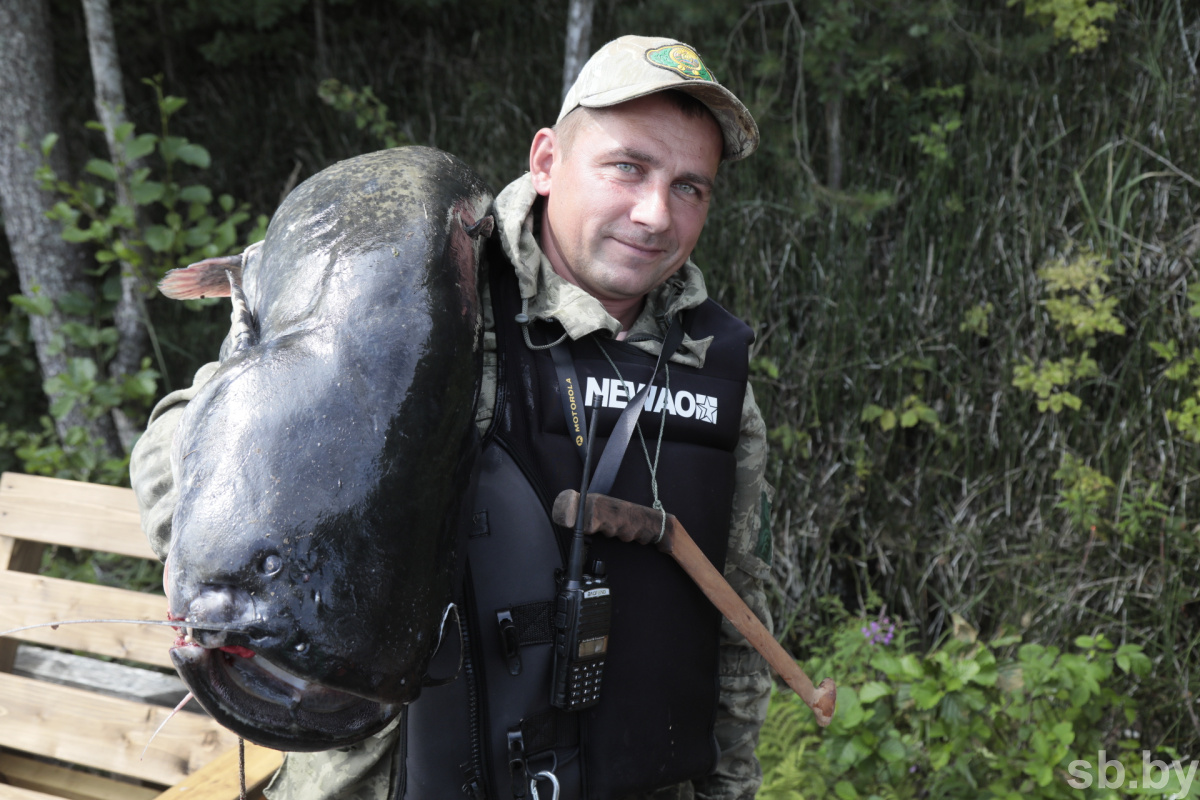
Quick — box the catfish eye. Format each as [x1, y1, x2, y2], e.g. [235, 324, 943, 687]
[261, 553, 283, 576]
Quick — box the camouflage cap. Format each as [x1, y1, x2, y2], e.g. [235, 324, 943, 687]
[558, 35, 760, 162]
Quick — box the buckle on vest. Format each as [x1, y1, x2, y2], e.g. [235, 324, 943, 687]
[507, 729, 528, 798]
[497, 608, 522, 675]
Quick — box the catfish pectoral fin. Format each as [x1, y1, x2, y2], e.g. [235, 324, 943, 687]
[160, 255, 242, 300]
[464, 215, 494, 239]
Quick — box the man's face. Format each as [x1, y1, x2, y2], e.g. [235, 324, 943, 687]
[530, 94, 724, 310]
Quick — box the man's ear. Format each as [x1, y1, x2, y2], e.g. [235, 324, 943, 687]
[529, 127, 556, 197]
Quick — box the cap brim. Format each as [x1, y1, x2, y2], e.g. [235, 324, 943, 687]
[567, 81, 759, 161]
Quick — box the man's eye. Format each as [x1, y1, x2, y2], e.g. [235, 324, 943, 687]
[615, 163, 637, 173]
[674, 182, 701, 197]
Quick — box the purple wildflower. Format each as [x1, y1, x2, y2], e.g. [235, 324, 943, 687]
[862, 615, 896, 646]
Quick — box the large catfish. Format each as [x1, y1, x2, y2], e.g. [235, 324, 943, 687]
[157, 146, 493, 751]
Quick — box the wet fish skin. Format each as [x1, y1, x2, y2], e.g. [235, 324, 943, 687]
[164, 147, 493, 750]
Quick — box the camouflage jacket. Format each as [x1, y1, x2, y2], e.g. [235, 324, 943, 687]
[130, 172, 774, 800]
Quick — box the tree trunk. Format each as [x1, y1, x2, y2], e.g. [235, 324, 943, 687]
[82, 0, 151, 451]
[825, 91, 843, 192]
[0, 0, 122, 456]
[562, 0, 596, 102]
[825, 56, 845, 193]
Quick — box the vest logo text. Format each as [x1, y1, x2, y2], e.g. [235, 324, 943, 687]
[585, 377, 718, 424]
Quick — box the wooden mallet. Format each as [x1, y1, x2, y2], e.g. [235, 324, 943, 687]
[552, 489, 836, 727]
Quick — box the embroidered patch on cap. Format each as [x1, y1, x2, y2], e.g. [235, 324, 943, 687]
[645, 44, 714, 82]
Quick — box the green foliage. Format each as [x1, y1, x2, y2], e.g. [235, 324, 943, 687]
[38, 77, 268, 281]
[1012, 355, 1097, 412]
[959, 302, 994, 338]
[4, 78, 267, 484]
[38, 544, 163, 593]
[861, 394, 940, 434]
[1037, 250, 1125, 345]
[1052, 452, 1114, 533]
[0, 418, 129, 486]
[1151, 285, 1200, 444]
[1010, 0, 1120, 53]
[758, 605, 1152, 799]
[317, 79, 413, 149]
[1011, 248, 1124, 413]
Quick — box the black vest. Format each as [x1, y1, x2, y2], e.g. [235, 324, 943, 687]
[403, 254, 752, 800]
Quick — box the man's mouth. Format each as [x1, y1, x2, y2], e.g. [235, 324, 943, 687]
[610, 236, 667, 259]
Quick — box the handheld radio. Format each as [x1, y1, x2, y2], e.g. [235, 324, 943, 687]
[551, 400, 612, 711]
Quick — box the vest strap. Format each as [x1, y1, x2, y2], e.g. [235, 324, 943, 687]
[587, 318, 684, 497]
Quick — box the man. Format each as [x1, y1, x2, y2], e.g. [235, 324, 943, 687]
[132, 34, 773, 800]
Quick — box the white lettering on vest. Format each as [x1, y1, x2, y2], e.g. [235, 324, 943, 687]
[580, 377, 717, 424]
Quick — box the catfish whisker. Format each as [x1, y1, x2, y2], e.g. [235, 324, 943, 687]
[0, 618, 255, 638]
[141, 692, 195, 760]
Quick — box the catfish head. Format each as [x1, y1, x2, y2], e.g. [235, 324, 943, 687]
[159, 147, 493, 751]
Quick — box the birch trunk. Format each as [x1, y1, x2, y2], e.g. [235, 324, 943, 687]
[562, 0, 596, 102]
[0, 0, 122, 455]
[81, 0, 151, 451]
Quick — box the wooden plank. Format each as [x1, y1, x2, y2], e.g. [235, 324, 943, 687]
[0, 474, 148, 560]
[14, 645, 187, 708]
[0, 571, 174, 669]
[152, 743, 282, 800]
[0, 672, 238, 787]
[0, 782, 61, 800]
[0, 753, 161, 800]
[0, 537, 46, 672]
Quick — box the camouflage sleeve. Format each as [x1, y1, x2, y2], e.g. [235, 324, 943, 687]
[129, 361, 221, 561]
[693, 382, 774, 800]
[264, 717, 402, 800]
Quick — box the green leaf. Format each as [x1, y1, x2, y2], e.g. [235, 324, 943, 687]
[144, 225, 174, 253]
[85, 159, 118, 182]
[40, 132, 59, 157]
[219, 193, 235, 213]
[49, 394, 77, 420]
[161, 95, 187, 116]
[910, 680, 944, 710]
[879, 409, 897, 431]
[858, 681, 893, 703]
[834, 780, 859, 800]
[878, 737, 906, 763]
[179, 185, 213, 204]
[10, 294, 54, 317]
[175, 143, 212, 168]
[58, 291, 94, 316]
[133, 181, 165, 205]
[124, 133, 157, 161]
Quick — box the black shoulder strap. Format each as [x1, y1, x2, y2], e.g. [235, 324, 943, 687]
[587, 317, 684, 497]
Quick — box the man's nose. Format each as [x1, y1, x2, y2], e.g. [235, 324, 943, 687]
[630, 181, 671, 232]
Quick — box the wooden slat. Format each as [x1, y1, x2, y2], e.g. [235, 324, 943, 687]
[0, 571, 174, 669]
[0, 473, 148, 560]
[0, 782, 61, 800]
[0, 537, 45, 672]
[152, 743, 282, 800]
[0, 753, 160, 800]
[0, 672, 238, 787]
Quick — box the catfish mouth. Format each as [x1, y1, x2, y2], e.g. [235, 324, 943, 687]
[171, 641, 400, 752]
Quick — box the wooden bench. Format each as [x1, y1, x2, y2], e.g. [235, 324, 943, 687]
[0, 472, 284, 800]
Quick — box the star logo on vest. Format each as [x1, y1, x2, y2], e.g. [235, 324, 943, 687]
[694, 394, 718, 424]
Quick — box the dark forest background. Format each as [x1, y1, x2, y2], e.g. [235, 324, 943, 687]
[3, 0, 1200, 793]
